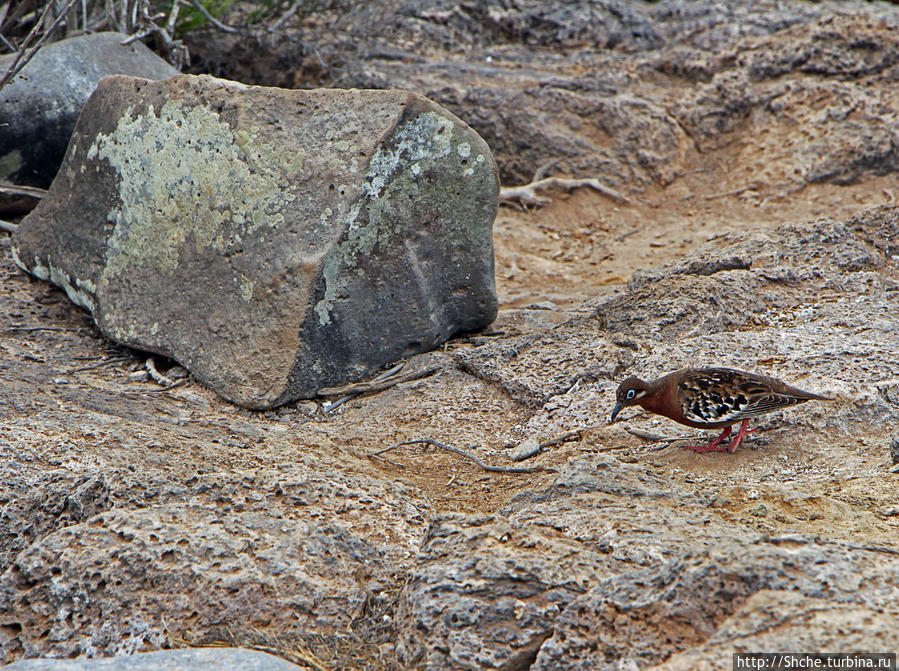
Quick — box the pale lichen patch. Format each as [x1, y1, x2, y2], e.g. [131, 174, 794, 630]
[314, 111, 457, 325]
[364, 112, 453, 199]
[21, 255, 97, 311]
[239, 274, 255, 302]
[86, 100, 298, 291]
[10, 245, 27, 275]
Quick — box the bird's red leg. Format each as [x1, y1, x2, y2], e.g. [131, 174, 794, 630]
[682, 425, 732, 453]
[727, 419, 754, 453]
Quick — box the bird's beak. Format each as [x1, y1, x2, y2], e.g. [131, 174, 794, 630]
[609, 402, 624, 424]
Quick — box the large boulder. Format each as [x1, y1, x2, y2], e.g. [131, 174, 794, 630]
[12, 74, 499, 408]
[0, 32, 180, 189]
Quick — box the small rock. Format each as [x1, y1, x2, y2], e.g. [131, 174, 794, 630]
[751, 504, 768, 517]
[0, 32, 179, 188]
[890, 436, 899, 464]
[507, 438, 542, 461]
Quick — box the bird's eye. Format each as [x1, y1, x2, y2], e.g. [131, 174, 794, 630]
[626, 389, 636, 400]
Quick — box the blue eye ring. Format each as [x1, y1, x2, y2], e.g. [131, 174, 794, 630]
[626, 389, 636, 400]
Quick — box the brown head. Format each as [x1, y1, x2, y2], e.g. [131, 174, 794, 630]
[610, 376, 650, 423]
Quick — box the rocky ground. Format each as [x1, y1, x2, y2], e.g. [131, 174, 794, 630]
[3, 1, 899, 669]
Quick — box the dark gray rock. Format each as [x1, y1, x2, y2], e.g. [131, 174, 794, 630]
[0, 32, 179, 189]
[12, 73, 499, 409]
[6, 647, 305, 670]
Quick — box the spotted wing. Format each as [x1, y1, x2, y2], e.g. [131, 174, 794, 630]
[677, 368, 810, 425]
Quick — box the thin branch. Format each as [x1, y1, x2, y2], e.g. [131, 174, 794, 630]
[531, 158, 559, 182]
[371, 438, 552, 474]
[613, 227, 639, 242]
[269, 0, 303, 32]
[317, 364, 441, 396]
[0, 182, 47, 199]
[537, 428, 590, 450]
[509, 428, 593, 462]
[145, 357, 175, 386]
[625, 427, 683, 442]
[163, 0, 180, 34]
[120, 28, 151, 45]
[6, 325, 78, 333]
[136, 378, 187, 392]
[321, 362, 404, 413]
[0, 219, 18, 233]
[0, 1, 56, 87]
[500, 176, 630, 209]
[188, 0, 237, 33]
[705, 186, 752, 201]
[70, 355, 133, 373]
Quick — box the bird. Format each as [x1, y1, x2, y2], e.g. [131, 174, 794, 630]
[609, 367, 831, 453]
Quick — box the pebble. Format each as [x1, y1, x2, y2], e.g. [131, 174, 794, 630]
[507, 438, 542, 461]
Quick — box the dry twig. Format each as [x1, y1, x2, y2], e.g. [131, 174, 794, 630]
[371, 438, 552, 474]
[120, 0, 188, 68]
[0, 182, 47, 199]
[187, 0, 237, 32]
[500, 176, 629, 209]
[145, 357, 175, 386]
[5, 324, 78, 333]
[0, 219, 18, 233]
[317, 364, 441, 396]
[70, 355, 133, 372]
[704, 185, 752, 201]
[321, 362, 405, 413]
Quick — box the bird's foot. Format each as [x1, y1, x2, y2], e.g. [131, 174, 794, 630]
[681, 426, 732, 453]
[727, 419, 755, 453]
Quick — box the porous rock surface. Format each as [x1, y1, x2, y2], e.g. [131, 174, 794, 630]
[0, 32, 179, 189]
[12, 73, 499, 409]
[0, 441, 429, 661]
